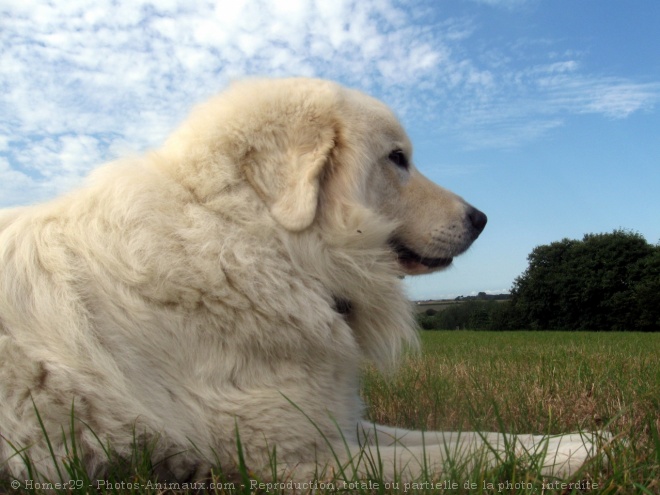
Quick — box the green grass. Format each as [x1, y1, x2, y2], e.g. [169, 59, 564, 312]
[2, 331, 659, 494]
[364, 331, 660, 493]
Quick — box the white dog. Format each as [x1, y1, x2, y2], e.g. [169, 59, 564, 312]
[0, 78, 603, 483]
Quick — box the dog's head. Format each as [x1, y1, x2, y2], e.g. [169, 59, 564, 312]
[328, 86, 487, 275]
[166, 78, 486, 276]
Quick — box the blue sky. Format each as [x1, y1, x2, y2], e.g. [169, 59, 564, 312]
[1, 0, 659, 300]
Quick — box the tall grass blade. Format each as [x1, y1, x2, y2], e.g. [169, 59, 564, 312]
[30, 396, 64, 483]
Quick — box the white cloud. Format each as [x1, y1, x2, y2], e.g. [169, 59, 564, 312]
[435, 58, 660, 149]
[1, 0, 659, 206]
[582, 81, 660, 118]
[1, 0, 452, 206]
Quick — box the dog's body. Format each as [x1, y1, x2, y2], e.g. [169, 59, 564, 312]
[1, 79, 601, 481]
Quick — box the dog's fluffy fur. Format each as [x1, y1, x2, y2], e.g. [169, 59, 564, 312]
[0, 78, 603, 481]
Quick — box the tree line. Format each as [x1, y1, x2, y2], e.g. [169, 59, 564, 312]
[419, 230, 660, 331]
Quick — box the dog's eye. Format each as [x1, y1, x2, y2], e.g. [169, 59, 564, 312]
[388, 149, 409, 170]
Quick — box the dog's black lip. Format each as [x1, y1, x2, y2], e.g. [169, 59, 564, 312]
[389, 239, 453, 268]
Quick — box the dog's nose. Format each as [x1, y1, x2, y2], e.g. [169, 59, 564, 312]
[468, 207, 487, 234]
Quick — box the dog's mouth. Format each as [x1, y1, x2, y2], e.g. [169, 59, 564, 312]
[389, 239, 453, 275]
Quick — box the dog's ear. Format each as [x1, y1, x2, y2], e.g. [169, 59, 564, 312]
[242, 122, 337, 232]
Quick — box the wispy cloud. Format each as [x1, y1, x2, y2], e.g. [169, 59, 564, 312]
[1, 0, 456, 206]
[436, 59, 660, 149]
[1, 0, 659, 206]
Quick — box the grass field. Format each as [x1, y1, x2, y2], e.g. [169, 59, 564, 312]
[364, 331, 660, 493]
[2, 331, 659, 494]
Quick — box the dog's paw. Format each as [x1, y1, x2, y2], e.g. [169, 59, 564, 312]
[534, 431, 613, 478]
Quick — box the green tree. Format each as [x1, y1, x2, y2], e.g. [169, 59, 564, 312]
[510, 230, 659, 331]
[416, 301, 513, 331]
[631, 248, 660, 331]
